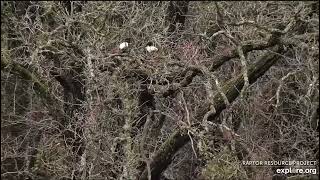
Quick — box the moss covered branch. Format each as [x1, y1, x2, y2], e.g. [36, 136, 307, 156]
[1, 56, 53, 104]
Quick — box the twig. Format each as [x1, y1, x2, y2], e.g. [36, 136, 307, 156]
[201, 66, 230, 107]
[236, 45, 249, 98]
[140, 110, 153, 180]
[180, 91, 197, 158]
[275, 71, 297, 108]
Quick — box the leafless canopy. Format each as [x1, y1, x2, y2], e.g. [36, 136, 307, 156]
[1, 1, 319, 180]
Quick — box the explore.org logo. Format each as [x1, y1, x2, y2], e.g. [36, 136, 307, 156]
[276, 167, 317, 175]
[242, 160, 318, 175]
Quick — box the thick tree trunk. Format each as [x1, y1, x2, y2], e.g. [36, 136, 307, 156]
[138, 130, 190, 180]
[166, 1, 189, 34]
[166, 1, 189, 46]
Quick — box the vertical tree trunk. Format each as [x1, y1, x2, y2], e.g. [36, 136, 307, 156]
[166, 1, 190, 34]
[166, 1, 189, 46]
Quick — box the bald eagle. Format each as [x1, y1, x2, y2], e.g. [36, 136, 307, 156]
[119, 42, 129, 50]
[145, 42, 158, 52]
